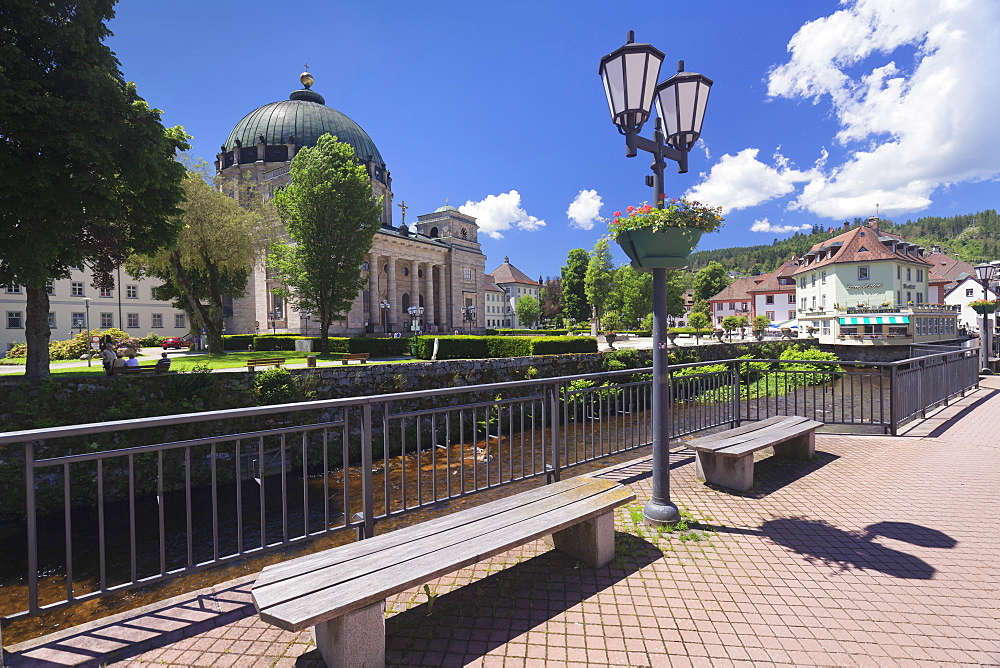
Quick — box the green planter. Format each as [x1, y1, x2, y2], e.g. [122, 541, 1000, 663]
[614, 227, 704, 271]
[971, 303, 999, 314]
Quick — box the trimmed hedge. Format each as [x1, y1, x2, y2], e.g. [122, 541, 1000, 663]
[412, 335, 597, 359]
[532, 336, 597, 355]
[485, 328, 570, 336]
[224, 334, 411, 357]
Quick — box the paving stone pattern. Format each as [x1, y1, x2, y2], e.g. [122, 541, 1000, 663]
[7, 379, 1000, 666]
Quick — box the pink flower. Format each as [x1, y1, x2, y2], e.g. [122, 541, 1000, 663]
[626, 206, 635, 212]
[613, 211, 622, 217]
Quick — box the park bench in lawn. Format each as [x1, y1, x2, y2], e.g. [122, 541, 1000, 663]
[252, 476, 634, 667]
[687, 415, 822, 491]
[246, 357, 285, 370]
[339, 352, 369, 364]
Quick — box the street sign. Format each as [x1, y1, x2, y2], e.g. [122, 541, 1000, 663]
[91, 336, 100, 343]
[255, 320, 260, 327]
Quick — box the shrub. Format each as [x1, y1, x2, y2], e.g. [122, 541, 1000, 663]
[531, 336, 597, 355]
[346, 337, 408, 356]
[253, 367, 296, 404]
[223, 334, 254, 350]
[137, 332, 163, 347]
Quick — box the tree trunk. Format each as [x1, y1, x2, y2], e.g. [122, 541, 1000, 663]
[169, 253, 216, 349]
[24, 285, 52, 379]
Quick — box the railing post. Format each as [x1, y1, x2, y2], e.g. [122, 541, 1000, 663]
[547, 382, 561, 483]
[25, 441, 37, 616]
[360, 404, 375, 539]
[889, 363, 899, 436]
[919, 358, 927, 419]
[731, 359, 741, 428]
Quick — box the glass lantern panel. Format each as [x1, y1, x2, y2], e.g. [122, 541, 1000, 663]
[601, 55, 627, 118]
[623, 51, 656, 112]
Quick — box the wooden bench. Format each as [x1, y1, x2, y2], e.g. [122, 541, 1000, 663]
[340, 352, 369, 365]
[122, 364, 168, 374]
[687, 415, 822, 491]
[247, 357, 285, 370]
[252, 476, 634, 667]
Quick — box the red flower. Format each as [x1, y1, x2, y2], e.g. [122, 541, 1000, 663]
[626, 206, 635, 212]
[613, 211, 622, 217]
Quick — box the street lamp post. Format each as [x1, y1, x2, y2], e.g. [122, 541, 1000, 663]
[974, 263, 996, 374]
[301, 312, 311, 336]
[599, 31, 712, 527]
[463, 304, 476, 332]
[82, 297, 92, 367]
[407, 306, 424, 334]
[380, 300, 391, 333]
[268, 311, 276, 335]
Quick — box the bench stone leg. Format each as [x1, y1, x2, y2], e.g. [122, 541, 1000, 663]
[312, 600, 385, 668]
[695, 451, 753, 492]
[545, 511, 615, 568]
[772, 431, 815, 460]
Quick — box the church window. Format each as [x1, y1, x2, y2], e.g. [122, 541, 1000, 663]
[362, 291, 369, 312]
[402, 266, 409, 276]
[401, 293, 410, 311]
[463, 269, 472, 281]
[430, 227, 438, 238]
[362, 262, 369, 272]
[418, 268, 423, 278]
[461, 228, 468, 238]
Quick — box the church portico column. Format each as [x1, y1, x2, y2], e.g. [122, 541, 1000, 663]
[367, 255, 379, 332]
[410, 260, 421, 330]
[425, 263, 436, 331]
[386, 257, 397, 331]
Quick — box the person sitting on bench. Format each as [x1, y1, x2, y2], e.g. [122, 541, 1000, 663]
[124, 354, 140, 368]
[155, 352, 171, 372]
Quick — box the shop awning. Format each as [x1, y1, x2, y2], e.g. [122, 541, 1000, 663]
[838, 316, 910, 325]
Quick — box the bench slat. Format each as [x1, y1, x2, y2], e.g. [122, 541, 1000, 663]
[713, 420, 821, 457]
[257, 483, 624, 606]
[254, 476, 608, 587]
[255, 482, 633, 630]
[687, 416, 812, 453]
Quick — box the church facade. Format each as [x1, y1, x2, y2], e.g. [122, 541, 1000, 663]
[215, 73, 486, 336]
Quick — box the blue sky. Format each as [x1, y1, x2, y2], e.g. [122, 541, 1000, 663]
[107, 0, 1000, 281]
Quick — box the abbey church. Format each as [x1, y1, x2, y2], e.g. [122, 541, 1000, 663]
[215, 73, 486, 335]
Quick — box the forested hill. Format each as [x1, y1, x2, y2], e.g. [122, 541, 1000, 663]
[688, 209, 1000, 274]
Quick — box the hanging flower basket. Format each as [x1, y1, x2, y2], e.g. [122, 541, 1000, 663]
[607, 197, 723, 272]
[970, 299, 999, 314]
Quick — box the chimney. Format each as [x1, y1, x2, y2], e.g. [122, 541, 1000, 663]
[843, 221, 850, 231]
[868, 215, 880, 231]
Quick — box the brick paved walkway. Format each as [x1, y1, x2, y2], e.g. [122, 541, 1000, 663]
[6, 378, 1000, 667]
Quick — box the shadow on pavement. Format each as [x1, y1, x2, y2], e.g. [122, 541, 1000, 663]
[355, 532, 664, 666]
[699, 516, 955, 580]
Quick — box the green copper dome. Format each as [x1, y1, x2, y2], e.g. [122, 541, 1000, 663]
[223, 76, 385, 170]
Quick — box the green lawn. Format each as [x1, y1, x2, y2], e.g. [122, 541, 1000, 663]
[0, 350, 412, 376]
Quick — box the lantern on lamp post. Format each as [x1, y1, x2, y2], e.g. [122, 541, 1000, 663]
[974, 263, 997, 374]
[599, 31, 713, 528]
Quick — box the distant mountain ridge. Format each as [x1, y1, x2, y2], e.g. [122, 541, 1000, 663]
[689, 209, 1000, 274]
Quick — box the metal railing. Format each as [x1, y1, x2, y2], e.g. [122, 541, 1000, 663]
[0, 349, 980, 633]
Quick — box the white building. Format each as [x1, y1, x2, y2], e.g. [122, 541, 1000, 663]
[2, 270, 189, 353]
[944, 276, 998, 333]
[487, 257, 540, 329]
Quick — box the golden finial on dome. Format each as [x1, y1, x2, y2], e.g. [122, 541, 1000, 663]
[300, 71, 314, 89]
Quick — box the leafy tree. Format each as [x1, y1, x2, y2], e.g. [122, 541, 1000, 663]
[691, 297, 711, 316]
[607, 265, 653, 327]
[693, 261, 731, 301]
[666, 270, 689, 318]
[735, 315, 749, 339]
[752, 314, 771, 331]
[0, 0, 189, 378]
[268, 134, 381, 354]
[560, 248, 590, 323]
[584, 239, 615, 333]
[721, 315, 740, 341]
[539, 276, 562, 320]
[129, 163, 274, 353]
[515, 295, 541, 329]
[688, 312, 709, 345]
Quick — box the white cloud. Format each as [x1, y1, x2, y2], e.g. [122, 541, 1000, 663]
[695, 0, 1000, 220]
[566, 189, 603, 230]
[684, 148, 819, 212]
[459, 190, 546, 239]
[750, 218, 811, 234]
